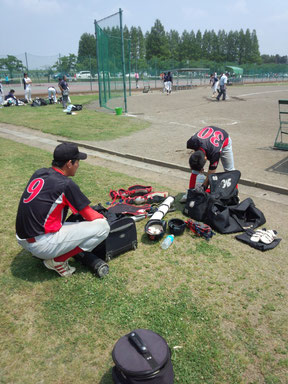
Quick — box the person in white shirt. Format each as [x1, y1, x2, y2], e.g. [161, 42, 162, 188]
[216, 73, 228, 101]
[48, 86, 57, 104]
[23, 73, 32, 103]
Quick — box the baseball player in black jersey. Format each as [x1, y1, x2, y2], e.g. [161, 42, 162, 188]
[16, 143, 110, 277]
[180, 126, 235, 201]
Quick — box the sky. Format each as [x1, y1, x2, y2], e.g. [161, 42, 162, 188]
[1, 0, 287, 63]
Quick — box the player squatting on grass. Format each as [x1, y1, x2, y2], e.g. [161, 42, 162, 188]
[15, 143, 110, 277]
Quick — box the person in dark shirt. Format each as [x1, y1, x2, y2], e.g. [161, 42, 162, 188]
[5, 89, 18, 105]
[164, 72, 173, 95]
[58, 75, 69, 109]
[211, 73, 219, 97]
[180, 126, 235, 202]
[16, 143, 110, 277]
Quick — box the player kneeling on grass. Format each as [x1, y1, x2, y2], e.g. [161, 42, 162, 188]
[180, 126, 235, 202]
[15, 143, 110, 277]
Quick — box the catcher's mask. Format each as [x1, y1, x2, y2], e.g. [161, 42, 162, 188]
[144, 219, 167, 240]
[168, 218, 186, 236]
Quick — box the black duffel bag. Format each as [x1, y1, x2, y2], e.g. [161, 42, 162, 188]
[183, 170, 241, 222]
[112, 329, 174, 384]
[207, 197, 266, 234]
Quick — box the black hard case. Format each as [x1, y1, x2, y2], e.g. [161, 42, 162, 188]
[93, 217, 137, 262]
[112, 329, 174, 384]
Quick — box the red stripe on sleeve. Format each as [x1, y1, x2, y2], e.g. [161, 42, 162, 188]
[79, 206, 104, 221]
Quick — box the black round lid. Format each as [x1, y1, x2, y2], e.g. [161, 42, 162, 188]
[112, 329, 170, 376]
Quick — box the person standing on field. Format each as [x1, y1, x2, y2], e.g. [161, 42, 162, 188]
[58, 75, 69, 109]
[216, 73, 228, 101]
[211, 72, 219, 97]
[164, 71, 173, 95]
[23, 73, 32, 103]
[135, 72, 139, 88]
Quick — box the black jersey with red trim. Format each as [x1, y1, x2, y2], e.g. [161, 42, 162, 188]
[16, 167, 90, 239]
[187, 126, 229, 170]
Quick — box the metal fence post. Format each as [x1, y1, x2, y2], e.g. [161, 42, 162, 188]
[119, 8, 127, 113]
[94, 20, 102, 107]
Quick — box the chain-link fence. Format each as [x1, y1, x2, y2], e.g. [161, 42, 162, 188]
[94, 9, 130, 113]
[1, 50, 288, 100]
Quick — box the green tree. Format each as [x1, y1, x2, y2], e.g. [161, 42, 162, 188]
[130, 26, 145, 72]
[194, 30, 202, 60]
[217, 30, 227, 60]
[0, 55, 24, 78]
[54, 54, 77, 75]
[226, 31, 238, 62]
[210, 30, 220, 61]
[167, 30, 181, 62]
[145, 19, 169, 60]
[179, 30, 192, 62]
[130, 26, 139, 70]
[250, 29, 261, 64]
[123, 25, 131, 68]
[137, 27, 145, 60]
[202, 30, 212, 59]
[78, 33, 96, 62]
[261, 54, 274, 63]
[237, 29, 245, 64]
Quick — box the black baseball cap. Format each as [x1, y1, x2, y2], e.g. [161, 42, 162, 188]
[53, 143, 87, 161]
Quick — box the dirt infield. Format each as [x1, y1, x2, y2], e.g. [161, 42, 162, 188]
[86, 84, 288, 190]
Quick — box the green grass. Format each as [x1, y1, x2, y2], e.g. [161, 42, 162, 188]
[0, 94, 149, 141]
[0, 139, 287, 383]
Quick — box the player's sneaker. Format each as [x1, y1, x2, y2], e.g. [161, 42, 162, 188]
[43, 258, 76, 277]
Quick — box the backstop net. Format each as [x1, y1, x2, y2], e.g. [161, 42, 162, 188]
[94, 9, 130, 113]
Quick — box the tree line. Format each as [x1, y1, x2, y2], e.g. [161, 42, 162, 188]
[78, 19, 287, 74]
[1, 19, 287, 78]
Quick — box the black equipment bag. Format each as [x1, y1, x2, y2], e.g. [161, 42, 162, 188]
[183, 187, 210, 222]
[207, 197, 266, 234]
[71, 104, 82, 111]
[112, 329, 174, 384]
[183, 170, 241, 222]
[19, 98, 28, 103]
[208, 170, 240, 205]
[93, 217, 137, 262]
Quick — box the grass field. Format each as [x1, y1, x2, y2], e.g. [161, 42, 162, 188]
[0, 138, 287, 384]
[0, 95, 149, 141]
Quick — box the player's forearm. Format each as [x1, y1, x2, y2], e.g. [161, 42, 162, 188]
[79, 206, 105, 221]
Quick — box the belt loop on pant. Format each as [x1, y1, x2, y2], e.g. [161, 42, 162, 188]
[26, 237, 36, 243]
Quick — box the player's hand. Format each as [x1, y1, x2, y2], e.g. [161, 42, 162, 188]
[194, 184, 206, 193]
